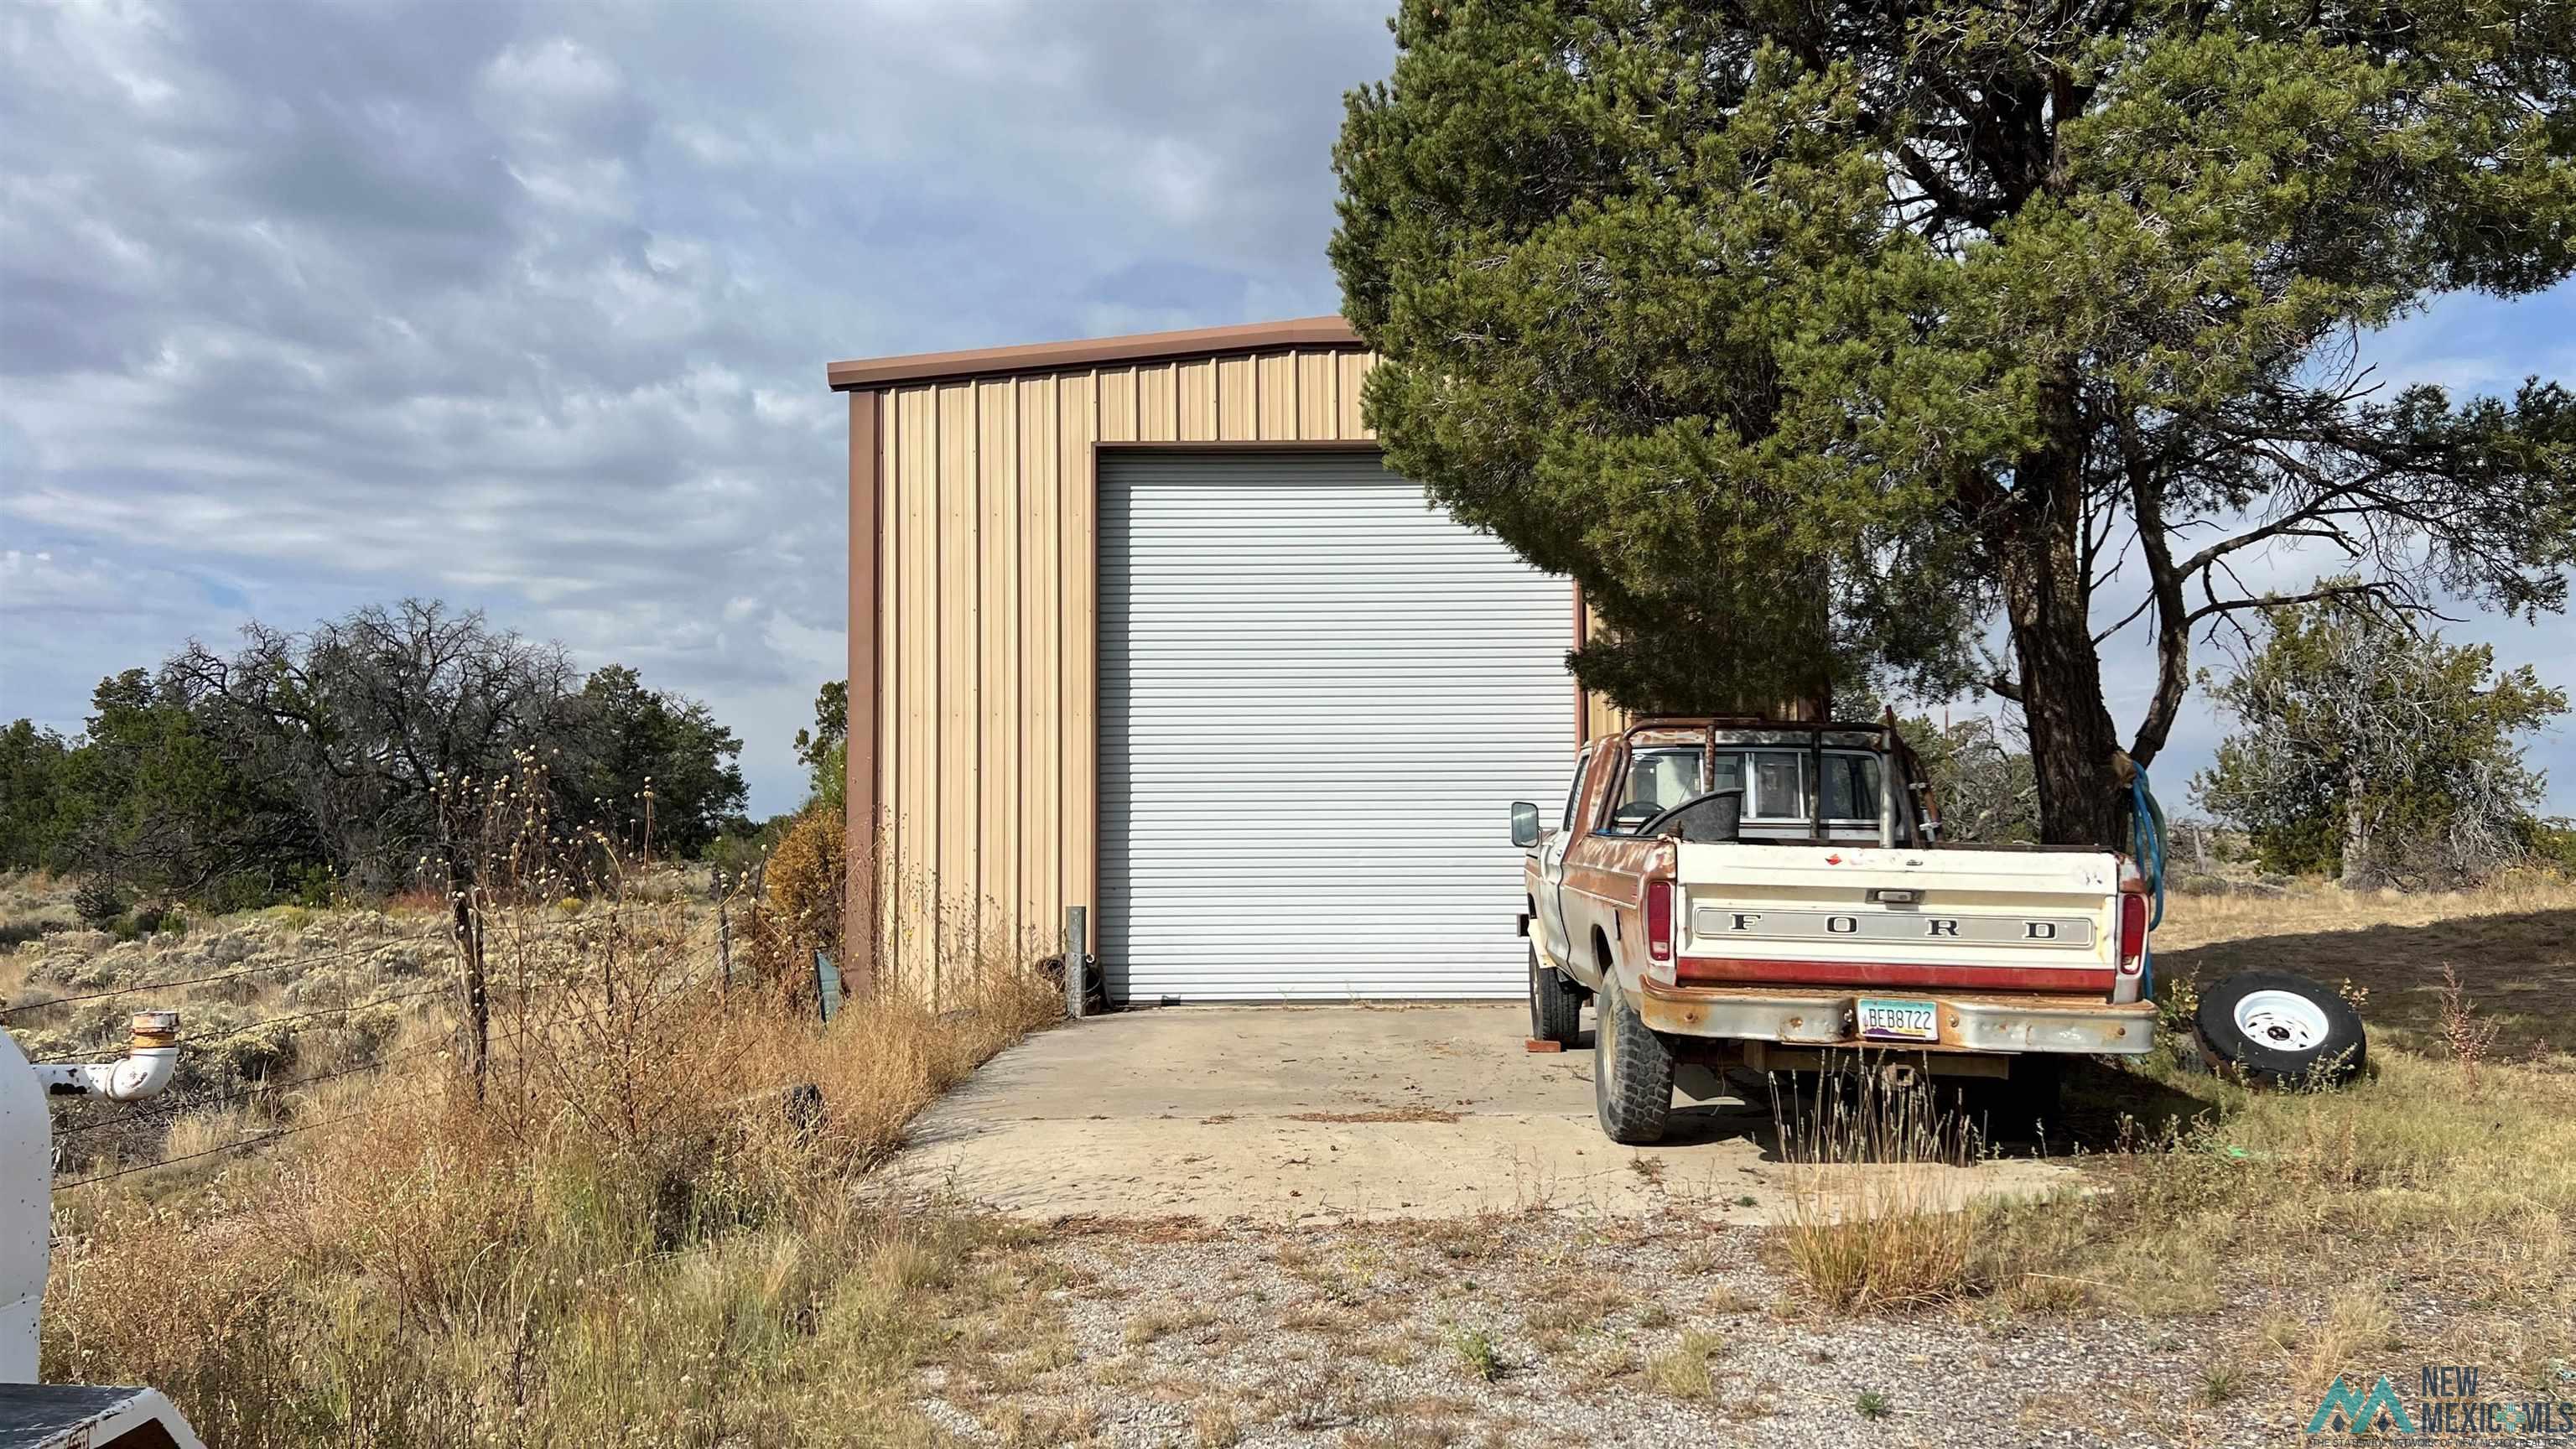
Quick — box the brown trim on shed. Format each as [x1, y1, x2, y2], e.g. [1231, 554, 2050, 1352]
[844, 389, 882, 995]
[827, 316, 1361, 392]
[1571, 584, 1591, 746]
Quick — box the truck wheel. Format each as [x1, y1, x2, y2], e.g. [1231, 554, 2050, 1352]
[1593, 979, 1674, 1145]
[1529, 943, 1582, 1046]
[2194, 970, 2366, 1087]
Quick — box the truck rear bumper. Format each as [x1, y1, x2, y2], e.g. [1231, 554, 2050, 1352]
[1637, 979, 2155, 1056]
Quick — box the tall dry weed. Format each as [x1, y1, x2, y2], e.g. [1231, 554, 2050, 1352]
[39, 761, 1057, 1446]
[1770, 1064, 1990, 1312]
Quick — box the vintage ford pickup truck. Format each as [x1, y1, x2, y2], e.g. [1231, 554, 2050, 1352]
[1512, 717, 2158, 1143]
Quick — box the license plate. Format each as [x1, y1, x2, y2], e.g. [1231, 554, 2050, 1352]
[1857, 997, 1940, 1043]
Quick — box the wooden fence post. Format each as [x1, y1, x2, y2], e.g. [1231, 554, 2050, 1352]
[717, 887, 732, 995]
[451, 881, 489, 1098]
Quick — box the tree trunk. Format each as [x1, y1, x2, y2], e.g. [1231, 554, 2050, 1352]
[2004, 566, 2126, 847]
[1997, 395, 2127, 849]
[2339, 792, 2376, 890]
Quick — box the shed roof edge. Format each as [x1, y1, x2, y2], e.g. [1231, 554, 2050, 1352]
[825, 315, 1363, 391]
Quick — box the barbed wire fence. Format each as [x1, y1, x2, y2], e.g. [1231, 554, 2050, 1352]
[9, 750, 804, 1196]
[18, 886, 764, 1193]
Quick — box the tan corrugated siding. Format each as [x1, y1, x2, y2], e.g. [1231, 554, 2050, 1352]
[895, 385, 937, 988]
[1216, 355, 1256, 440]
[1178, 359, 1216, 441]
[1015, 376, 1062, 947]
[862, 344, 1390, 1002]
[1058, 368, 1099, 956]
[1296, 352, 1337, 440]
[975, 378, 1019, 958]
[1137, 362, 1176, 441]
[1255, 353, 1297, 440]
[1098, 366, 1138, 445]
[935, 383, 975, 1000]
[872, 389, 898, 968]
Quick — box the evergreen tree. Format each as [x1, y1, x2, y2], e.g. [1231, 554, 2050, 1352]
[0, 719, 72, 870]
[792, 679, 848, 813]
[554, 665, 749, 860]
[2194, 602, 2563, 886]
[1332, 0, 2576, 845]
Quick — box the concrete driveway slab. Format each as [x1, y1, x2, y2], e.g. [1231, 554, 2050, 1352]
[885, 1004, 2077, 1224]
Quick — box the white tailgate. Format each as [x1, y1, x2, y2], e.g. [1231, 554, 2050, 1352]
[1674, 843, 2122, 979]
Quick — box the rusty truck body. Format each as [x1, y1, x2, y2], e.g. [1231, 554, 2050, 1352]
[1511, 718, 2156, 1144]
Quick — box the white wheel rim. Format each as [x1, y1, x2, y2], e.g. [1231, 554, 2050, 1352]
[2233, 989, 2330, 1052]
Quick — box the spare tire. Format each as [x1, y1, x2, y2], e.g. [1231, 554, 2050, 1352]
[2194, 970, 2366, 1086]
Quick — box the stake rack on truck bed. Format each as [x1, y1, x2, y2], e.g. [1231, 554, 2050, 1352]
[1510, 718, 2157, 1144]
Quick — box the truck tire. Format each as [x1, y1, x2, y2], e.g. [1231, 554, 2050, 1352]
[2194, 970, 2366, 1087]
[1593, 979, 1675, 1145]
[1529, 943, 1582, 1046]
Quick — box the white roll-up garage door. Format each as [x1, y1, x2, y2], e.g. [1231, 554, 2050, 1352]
[1099, 450, 1576, 1002]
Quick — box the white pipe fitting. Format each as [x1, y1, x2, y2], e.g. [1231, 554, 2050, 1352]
[3, 1010, 184, 1384]
[29, 1012, 183, 1103]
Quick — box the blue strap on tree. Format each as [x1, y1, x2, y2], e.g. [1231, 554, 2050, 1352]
[2129, 765, 2167, 998]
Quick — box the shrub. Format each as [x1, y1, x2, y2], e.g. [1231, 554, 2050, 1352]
[72, 881, 125, 928]
[0, 918, 64, 948]
[742, 806, 844, 1014]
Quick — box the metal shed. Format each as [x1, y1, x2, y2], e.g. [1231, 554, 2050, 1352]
[830, 318, 1618, 1005]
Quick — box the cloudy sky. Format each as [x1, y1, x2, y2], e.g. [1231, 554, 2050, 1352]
[3, 0, 2571, 818]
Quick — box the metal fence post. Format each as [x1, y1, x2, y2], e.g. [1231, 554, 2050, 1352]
[1063, 905, 1087, 1021]
[815, 948, 841, 1023]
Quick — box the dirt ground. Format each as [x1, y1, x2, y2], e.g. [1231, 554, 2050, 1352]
[2151, 880, 2576, 1062]
[911, 1213, 2355, 1449]
[888, 879, 2576, 1448]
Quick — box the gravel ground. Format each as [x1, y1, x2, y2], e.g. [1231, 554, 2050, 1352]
[911, 1213, 2319, 1448]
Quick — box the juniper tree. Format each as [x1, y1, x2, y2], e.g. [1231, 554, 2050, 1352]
[2194, 600, 2564, 886]
[1901, 714, 2042, 844]
[1332, 0, 2576, 845]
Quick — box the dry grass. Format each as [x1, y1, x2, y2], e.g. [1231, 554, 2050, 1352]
[1757, 872, 2576, 1379]
[1191, 1398, 1244, 1447]
[1123, 1304, 1218, 1346]
[1643, 1327, 1727, 1399]
[0, 869, 80, 947]
[1771, 1070, 1988, 1312]
[2298, 1291, 2402, 1400]
[1966, 1023, 2576, 1375]
[35, 849, 1059, 1446]
[2153, 870, 2576, 1061]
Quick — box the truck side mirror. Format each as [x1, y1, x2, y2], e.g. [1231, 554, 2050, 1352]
[1509, 801, 1540, 849]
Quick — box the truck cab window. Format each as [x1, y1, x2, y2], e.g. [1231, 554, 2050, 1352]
[1745, 750, 1808, 821]
[1820, 752, 1883, 822]
[1603, 747, 1704, 833]
[1559, 746, 1593, 832]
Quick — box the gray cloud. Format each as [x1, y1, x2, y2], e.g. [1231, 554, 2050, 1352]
[1, 0, 1391, 812]
[3, 0, 2568, 819]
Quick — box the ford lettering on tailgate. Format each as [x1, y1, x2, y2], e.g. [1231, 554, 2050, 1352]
[1691, 908, 2096, 948]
